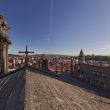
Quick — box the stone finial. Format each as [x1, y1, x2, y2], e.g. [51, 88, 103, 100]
[0, 15, 9, 34]
[0, 15, 11, 44]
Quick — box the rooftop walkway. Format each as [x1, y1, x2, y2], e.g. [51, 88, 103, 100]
[0, 67, 110, 110]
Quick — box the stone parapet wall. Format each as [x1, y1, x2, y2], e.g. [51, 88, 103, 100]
[74, 64, 110, 91]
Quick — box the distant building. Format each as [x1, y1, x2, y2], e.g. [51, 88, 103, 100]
[78, 49, 85, 64]
[74, 50, 110, 91]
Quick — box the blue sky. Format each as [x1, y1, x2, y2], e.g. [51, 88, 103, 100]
[0, 0, 110, 55]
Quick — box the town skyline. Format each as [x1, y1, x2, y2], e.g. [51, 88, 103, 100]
[0, 0, 110, 55]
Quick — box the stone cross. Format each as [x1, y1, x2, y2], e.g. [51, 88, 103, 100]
[18, 45, 34, 66]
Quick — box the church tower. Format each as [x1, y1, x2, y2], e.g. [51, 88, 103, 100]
[0, 15, 11, 74]
[78, 49, 85, 64]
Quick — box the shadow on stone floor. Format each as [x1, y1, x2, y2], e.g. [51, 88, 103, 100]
[28, 67, 110, 100]
[0, 69, 26, 110]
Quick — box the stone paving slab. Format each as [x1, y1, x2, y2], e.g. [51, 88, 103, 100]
[24, 70, 110, 110]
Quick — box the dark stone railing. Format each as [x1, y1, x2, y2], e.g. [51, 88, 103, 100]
[27, 66, 59, 77]
[0, 66, 25, 79]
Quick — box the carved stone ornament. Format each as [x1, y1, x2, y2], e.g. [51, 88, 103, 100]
[0, 15, 9, 34]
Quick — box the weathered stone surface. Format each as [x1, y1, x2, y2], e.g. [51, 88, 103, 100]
[0, 69, 25, 110]
[0, 15, 11, 74]
[0, 68, 110, 110]
[25, 69, 110, 110]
